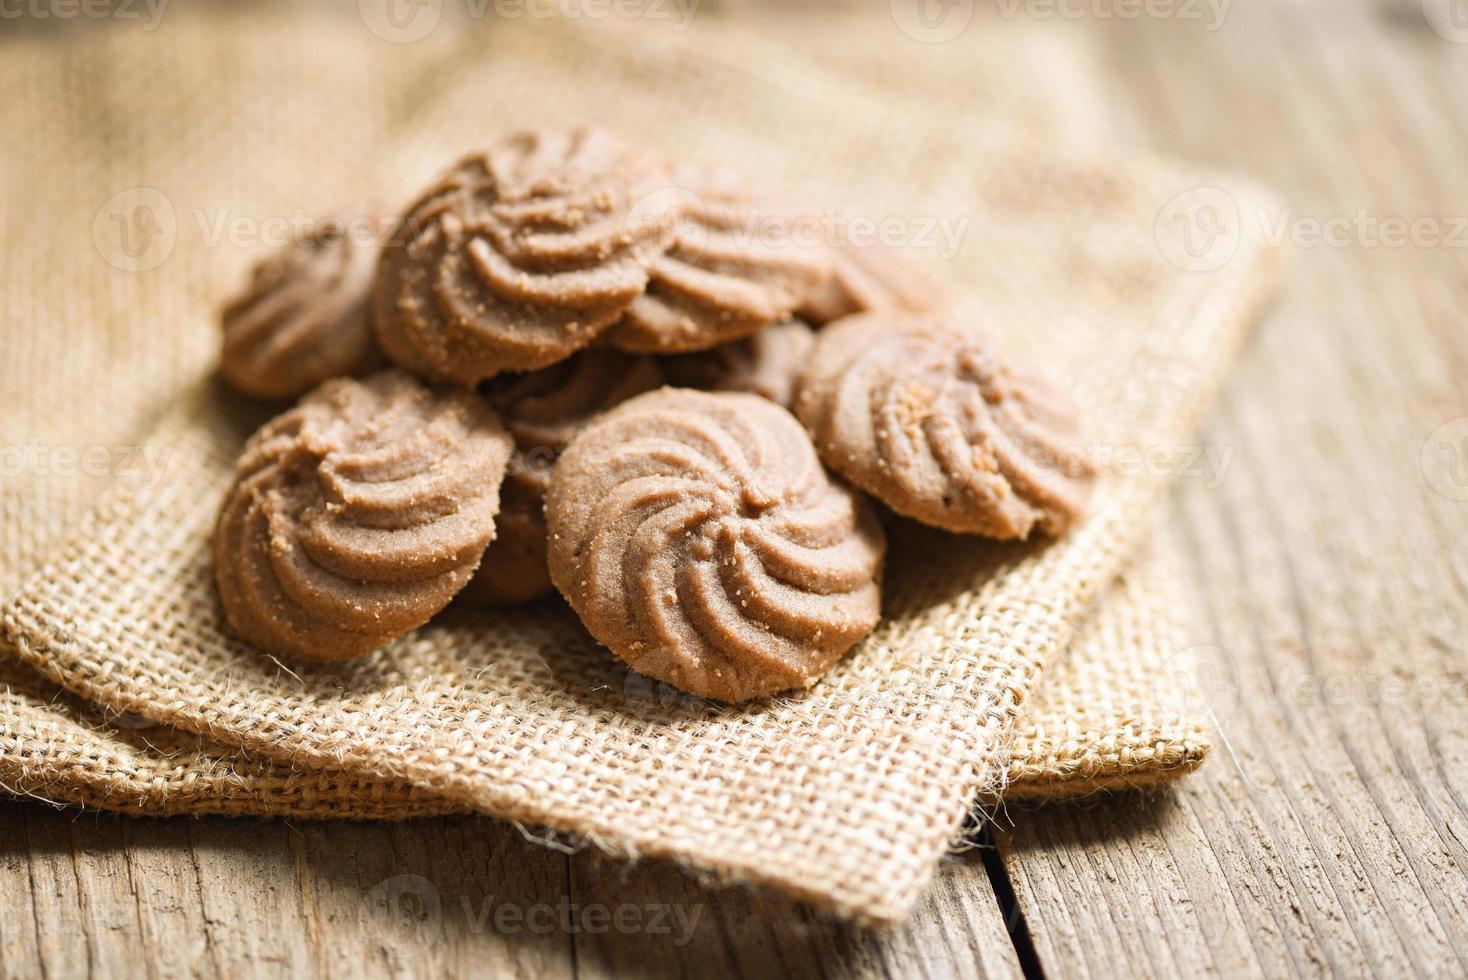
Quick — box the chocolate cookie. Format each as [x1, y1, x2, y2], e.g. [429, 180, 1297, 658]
[214, 370, 513, 661]
[457, 473, 551, 606]
[546, 388, 885, 703]
[603, 172, 829, 354]
[661, 319, 815, 409]
[373, 128, 670, 383]
[797, 240, 949, 326]
[220, 214, 383, 400]
[795, 313, 1093, 539]
[465, 348, 664, 604]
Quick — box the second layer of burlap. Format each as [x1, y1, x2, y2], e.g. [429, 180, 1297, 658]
[0, 11, 1204, 825]
[0, 10, 1280, 921]
[0, 542, 1205, 819]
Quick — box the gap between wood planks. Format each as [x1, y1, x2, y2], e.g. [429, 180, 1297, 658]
[979, 821, 1048, 980]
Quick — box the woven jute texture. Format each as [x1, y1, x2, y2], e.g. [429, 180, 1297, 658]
[0, 8, 1279, 921]
[0, 541, 1202, 819]
[0, 6, 1202, 824]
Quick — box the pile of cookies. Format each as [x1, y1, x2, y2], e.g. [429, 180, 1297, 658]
[212, 127, 1093, 703]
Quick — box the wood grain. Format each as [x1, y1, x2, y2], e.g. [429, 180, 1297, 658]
[5, 4, 1467, 979]
[0, 806, 1025, 979]
[996, 3, 1468, 978]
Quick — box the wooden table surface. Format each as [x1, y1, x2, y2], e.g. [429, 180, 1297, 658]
[4, 2, 1467, 977]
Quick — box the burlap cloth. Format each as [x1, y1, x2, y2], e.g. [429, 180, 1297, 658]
[0, 8, 1281, 921]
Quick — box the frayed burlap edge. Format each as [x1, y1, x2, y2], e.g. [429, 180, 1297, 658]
[0, 533, 1208, 820]
[2, 241, 1285, 926]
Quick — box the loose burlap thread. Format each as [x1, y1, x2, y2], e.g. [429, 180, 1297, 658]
[0, 542, 1203, 819]
[0, 8, 1280, 921]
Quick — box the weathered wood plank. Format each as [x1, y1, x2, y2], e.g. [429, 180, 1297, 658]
[998, 6, 1468, 978]
[569, 842, 1024, 980]
[0, 806, 1025, 979]
[7, 6, 1468, 980]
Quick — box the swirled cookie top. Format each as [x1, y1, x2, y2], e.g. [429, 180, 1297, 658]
[373, 128, 672, 383]
[547, 387, 885, 703]
[601, 166, 831, 354]
[215, 370, 512, 661]
[220, 214, 383, 400]
[795, 313, 1094, 539]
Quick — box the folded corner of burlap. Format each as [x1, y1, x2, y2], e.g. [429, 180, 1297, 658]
[0, 11, 1289, 922]
[0, 156, 1282, 925]
[998, 541, 1214, 805]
